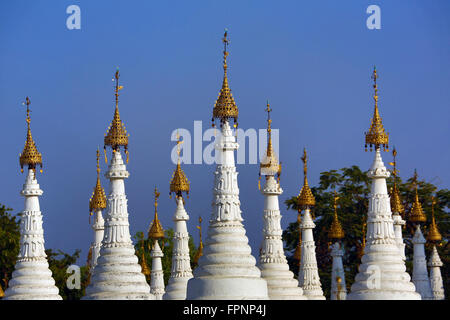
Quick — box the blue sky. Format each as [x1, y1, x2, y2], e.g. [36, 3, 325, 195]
[1, 0, 449, 263]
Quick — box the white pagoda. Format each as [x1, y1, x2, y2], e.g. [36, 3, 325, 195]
[257, 103, 306, 300]
[347, 67, 420, 300]
[164, 137, 193, 300]
[4, 97, 61, 300]
[328, 192, 347, 300]
[426, 197, 445, 300]
[389, 148, 406, 261]
[186, 30, 268, 300]
[87, 149, 107, 276]
[83, 69, 152, 300]
[148, 187, 166, 300]
[297, 148, 325, 300]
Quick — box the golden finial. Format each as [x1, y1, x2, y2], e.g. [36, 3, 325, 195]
[259, 101, 280, 188]
[427, 196, 442, 243]
[19, 97, 43, 173]
[140, 241, 151, 278]
[365, 66, 389, 152]
[170, 132, 190, 199]
[104, 68, 129, 163]
[293, 213, 302, 266]
[212, 29, 238, 128]
[389, 147, 404, 215]
[328, 191, 345, 240]
[193, 216, 204, 265]
[148, 187, 164, 240]
[297, 148, 315, 209]
[409, 170, 427, 224]
[89, 148, 107, 219]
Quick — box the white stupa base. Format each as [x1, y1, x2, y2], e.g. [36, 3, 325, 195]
[83, 246, 153, 300]
[348, 244, 421, 300]
[260, 264, 307, 300]
[4, 259, 62, 300]
[164, 278, 190, 300]
[186, 221, 268, 300]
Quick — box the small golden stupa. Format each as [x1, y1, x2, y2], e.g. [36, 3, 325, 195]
[409, 170, 427, 224]
[364, 66, 389, 152]
[19, 97, 43, 173]
[427, 196, 442, 243]
[89, 149, 107, 219]
[193, 216, 204, 265]
[148, 187, 164, 240]
[297, 148, 315, 209]
[328, 192, 345, 241]
[212, 29, 238, 128]
[169, 132, 190, 199]
[389, 148, 405, 215]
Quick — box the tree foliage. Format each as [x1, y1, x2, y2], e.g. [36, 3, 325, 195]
[282, 165, 449, 299]
[0, 205, 20, 292]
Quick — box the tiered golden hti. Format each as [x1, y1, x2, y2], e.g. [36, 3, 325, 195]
[193, 216, 204, 265]
[212, 29, 238, 128]
[297, 148, 315, 209]
[409, 170, 427, 224]
[328, 191, 345, 241]
[259, 101, 281, 189]
[104, 68, 129, 163]
[364, 66, 389, 152]
[89, 149, 107, 220]
[389, 148, 404, 215]
[19, 97, 43, 173]
[148, 187, 164, 240]
[427, 196, 442, 243]
[170, 132, 190, 199]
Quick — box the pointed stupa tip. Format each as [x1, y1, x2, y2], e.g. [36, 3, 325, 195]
[260, 101, 280, 177]
[193, 216, 203, 264]
[328, 192, 345, 240]
[104, 68, 129, 155]
[89, 149, 107, 213]
[427, 197, 442, 243]
[409, 170, 427, 224]
[19, 97, 43, 173]
[148, 187, 164, 240]
[212, 29, 238, 128]
[297, 148, 315, 209]
[364, 66, 389, 152]
[140, 243, 151, 277]
[170, 132, 190, 198]
[389, 147, 405, 215]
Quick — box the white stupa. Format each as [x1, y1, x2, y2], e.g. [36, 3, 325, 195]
[186, 31, 268, 300]
[328, 193, 347, 300]
[257, 103, 306, 300]
[297, 149, 325, 300]
[412, 226, 433, 300]
[426, 198, 445, 300]
[4, 97, 62, 300]
[83, 69, 152, 300]
[389, 148, 406, 261]
[164, 144, 193, 300]
[148, 187, 166, 300]
[87, 149, 106, 274]
[347, 67, 420, 300]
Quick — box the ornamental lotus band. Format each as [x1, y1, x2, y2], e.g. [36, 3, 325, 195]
[4, 32, 445, 301]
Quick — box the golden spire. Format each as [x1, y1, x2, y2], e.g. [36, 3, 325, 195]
[259, 101, 281, 189]
[389, 148, 404, 215]
[365, 66, 389, 152]
[297, 148, 315, 209]
[328, 191, 345, 240]
[19, 97, 43, 173]
[293, 213, 302, 266]
[212, 29, 238, 128]
[409, 170, 427, 223]
[170, 132, 190, 199]
[104, 68, 129, 163]
[427, 196, 442, 243]
[193, 216, 204, 265]
[140, 241, 151, 278]
[148, 187, 164, 240]
[89, 148, 107, 218]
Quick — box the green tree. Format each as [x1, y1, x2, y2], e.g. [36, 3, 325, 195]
[283, 165, 449, 299]
[0, 204, 20, 292]
[133, 228, 199, 285]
